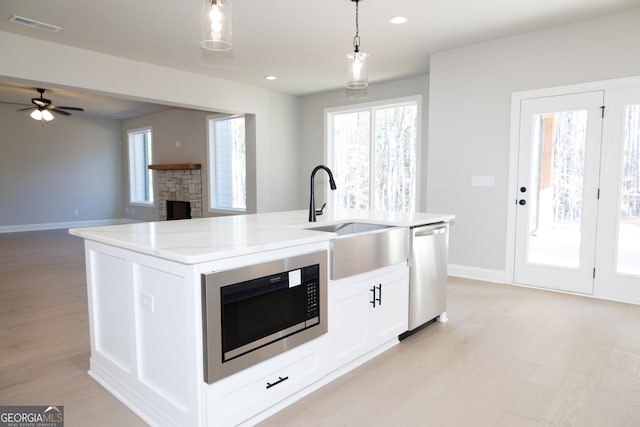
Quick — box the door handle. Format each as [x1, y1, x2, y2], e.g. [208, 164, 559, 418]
[518, 199, 526, 206]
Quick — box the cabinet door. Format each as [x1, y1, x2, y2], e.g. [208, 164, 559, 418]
[328, 263, 409, 373]
[328, 275, 370, 370]
[369, 265, 409, 348]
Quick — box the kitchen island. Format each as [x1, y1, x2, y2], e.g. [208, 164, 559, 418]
[70, 209, 453, 426]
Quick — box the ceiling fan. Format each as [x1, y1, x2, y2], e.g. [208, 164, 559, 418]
[15, 88, 85, 121]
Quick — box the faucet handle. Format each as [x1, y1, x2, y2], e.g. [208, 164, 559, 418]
[315, 202, 327, 216]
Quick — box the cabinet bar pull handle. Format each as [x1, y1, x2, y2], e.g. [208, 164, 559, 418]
[370, 286, 376, 307]
[376, 284, 382, 305]
[266, 376, 289, 389]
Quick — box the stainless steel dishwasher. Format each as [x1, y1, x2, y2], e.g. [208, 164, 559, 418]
[401, 222, 449, 339]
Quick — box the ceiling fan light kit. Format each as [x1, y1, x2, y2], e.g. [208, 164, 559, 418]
[346, 0, 369, 91]
[30, 108, 54, 122]
[201, 0, 232, 51]
[9, 88, 85, 123]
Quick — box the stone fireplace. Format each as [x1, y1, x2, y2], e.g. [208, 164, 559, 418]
[149, 163, 203, 220]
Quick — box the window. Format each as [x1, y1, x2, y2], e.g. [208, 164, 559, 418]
[208, 115, 246, 212]
[128, 127, 153, 205]
[327, 97, 420, 212]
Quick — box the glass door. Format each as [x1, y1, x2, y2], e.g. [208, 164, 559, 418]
[514, 91, 604, 294]
[594, 86, 640, 302]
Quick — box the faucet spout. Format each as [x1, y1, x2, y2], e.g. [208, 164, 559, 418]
[309, 165, 337, 222]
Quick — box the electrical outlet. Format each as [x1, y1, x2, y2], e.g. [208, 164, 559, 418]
[140, 293, 154, 313]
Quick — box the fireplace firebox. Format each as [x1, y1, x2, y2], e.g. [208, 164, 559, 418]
[166, 200, 191, 221]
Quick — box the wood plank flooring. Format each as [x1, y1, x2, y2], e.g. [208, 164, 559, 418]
[0, 230, 146, 426]
[2, 230, 640, 426]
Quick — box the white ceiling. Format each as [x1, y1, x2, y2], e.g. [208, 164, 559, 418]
[1, 0, 638, 117]
[0, 80, 171, 119]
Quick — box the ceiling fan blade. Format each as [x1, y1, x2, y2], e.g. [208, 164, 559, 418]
[55, 106, 84, 111]
[51, 108, 71, 116]
[0, 101, 31, 107]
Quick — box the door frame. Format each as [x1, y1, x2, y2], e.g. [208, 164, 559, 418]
[505, 75, 640, 288]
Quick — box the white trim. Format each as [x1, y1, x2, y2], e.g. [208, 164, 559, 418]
[129, 202, 155, 208]
[448, 264, 507, 284]
[450, 266, 640, 306]
[0, 218, 136, 233]
[127, 126, 153, 205]
[512, 281, 640, 306]
[505, 75, 640, 285]
[206, 114, 247, 213]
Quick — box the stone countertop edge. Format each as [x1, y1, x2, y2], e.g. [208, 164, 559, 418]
[69, 209, 455, 265]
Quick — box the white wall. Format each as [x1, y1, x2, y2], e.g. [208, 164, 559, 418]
[427, 9, 640, 280]
[260, 91, 304, 212]
[0, 103, 123, 230]
[0, 31, 301, 217]
[299, 75, 429, 211]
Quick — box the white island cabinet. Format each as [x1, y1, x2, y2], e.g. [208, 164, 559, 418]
[328, 263, 409, 373]
[70, 209, 453, 427]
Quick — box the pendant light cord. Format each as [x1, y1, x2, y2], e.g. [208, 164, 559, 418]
[353, 0, 360, 53]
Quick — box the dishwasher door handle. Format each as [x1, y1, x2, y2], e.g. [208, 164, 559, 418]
[414, 227, 447, 237]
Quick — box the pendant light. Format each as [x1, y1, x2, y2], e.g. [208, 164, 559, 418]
[201, 0, 232, 51]
[346, 0, 368, 90]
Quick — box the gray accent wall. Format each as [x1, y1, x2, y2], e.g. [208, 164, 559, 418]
[0, 31, 303, 228]
[299, 75, 430, 211]
[427, 9, 640, 278]
[120, 108, 209, 222]
[0, 104, 124, 230]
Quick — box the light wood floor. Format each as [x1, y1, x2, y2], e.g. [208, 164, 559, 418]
[2, 230, 640, 426]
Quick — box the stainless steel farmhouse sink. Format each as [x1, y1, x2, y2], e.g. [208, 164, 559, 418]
[305, 221, 391, 236]
[305, 222, 408, 279]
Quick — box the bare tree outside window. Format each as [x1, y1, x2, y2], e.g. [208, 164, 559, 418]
[552, 111, 587, 230]
[328, 98, 419, 213]
[622, 105, 640, 218]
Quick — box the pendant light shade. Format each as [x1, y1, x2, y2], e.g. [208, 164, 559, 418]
[201, 0, 232, 51]
[346, 0, 368, 90]
[346, 52, 369, 89]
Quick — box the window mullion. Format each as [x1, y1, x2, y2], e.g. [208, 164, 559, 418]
[369, 107, 376, 212]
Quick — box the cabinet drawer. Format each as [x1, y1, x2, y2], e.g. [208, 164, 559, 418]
[205, 337, 325, 426]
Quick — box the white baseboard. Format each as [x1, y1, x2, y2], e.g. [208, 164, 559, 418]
[448, 264, 507, 284]
[0, 218, 134, 233]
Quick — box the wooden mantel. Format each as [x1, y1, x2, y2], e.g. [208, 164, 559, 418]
[148, 163, 201, 170]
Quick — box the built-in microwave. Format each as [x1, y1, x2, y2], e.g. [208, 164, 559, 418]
[201, 251, 327, 383]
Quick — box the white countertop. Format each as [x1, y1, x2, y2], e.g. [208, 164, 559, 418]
[69, 209, 454, 264]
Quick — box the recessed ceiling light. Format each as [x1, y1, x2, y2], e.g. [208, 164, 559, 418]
[265, 75, 277, 81]
[390, 16, 408, 25]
